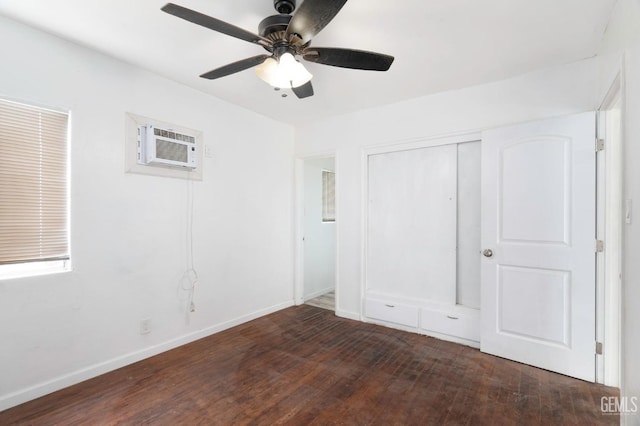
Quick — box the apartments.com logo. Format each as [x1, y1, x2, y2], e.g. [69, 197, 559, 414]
[601, 396, 639, 416]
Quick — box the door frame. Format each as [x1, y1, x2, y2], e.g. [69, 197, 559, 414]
[596, 74, 623, 386]
[294, 153, 338, 308]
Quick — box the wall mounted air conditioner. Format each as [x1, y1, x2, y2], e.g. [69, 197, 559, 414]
[137, 124, 197, 169]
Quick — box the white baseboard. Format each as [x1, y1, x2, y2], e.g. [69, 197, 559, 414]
[335, 309, 360, 321]
[303, 286, 334, 301]
[0, 300, 294, 412]
[417, 328, 480, 349]
[363, 316, 480, 349]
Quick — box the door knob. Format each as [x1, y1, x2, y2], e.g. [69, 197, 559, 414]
[483, 249, 493, 258]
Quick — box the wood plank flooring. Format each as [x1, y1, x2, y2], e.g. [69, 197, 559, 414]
[0, 305, 619, 425]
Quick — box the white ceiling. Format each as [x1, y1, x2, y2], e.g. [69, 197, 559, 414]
[0, 0, 618, 125]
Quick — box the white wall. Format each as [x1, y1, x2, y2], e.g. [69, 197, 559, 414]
[303, 158, 336, 300]
[0, 16, 295, 410]
[296, 58, 598, 320]
[598, 0, 640, 421]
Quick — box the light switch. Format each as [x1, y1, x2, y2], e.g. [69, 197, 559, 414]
[626, 199, 632, 224]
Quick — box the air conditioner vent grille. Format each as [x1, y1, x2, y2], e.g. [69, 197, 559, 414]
[156, 138, 188, 163]
[153, 127, 195, 143]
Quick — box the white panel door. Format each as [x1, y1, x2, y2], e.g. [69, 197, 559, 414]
[367, 145, 457, 302]
[480, 112, 596, 381]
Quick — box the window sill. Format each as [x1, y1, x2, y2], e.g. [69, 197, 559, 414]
[0, 259, 71, 280]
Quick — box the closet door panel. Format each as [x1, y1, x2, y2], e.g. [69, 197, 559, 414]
[456, 141, 481, 309]
[367, 145, 457, 302]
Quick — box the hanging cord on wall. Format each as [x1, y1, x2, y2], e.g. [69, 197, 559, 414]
[179, 169, 198, 321]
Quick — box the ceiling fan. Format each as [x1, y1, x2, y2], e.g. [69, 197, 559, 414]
[161, 0, 394, 99]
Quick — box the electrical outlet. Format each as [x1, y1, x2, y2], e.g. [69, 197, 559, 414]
[204, 144, 213, 158]
[140, 318, 151, 335]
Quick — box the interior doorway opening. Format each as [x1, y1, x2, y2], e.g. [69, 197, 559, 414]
[296, 156, 336, 312]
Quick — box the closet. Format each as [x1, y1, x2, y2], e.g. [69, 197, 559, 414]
[363, 112, 597, 381]
[364, 139, 481, 345]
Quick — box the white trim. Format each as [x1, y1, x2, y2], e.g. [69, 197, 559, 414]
[360, 148, 368, 322]
[294, 158, 305, 305]
[335, 309, 360, 321]
[362, 317, 480, 349]
[0, 259, 71, 281]
[0, 300, 294, 411]
[0, 93, 69, 114]
[363, 131, 482, 156]
[333, 153, 341, 315]
[596, 109, 606, 383]
[596, 71, 624, 388]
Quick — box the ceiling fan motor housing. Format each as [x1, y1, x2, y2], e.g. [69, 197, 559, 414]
[259, 14, 291, 35]
[274, 0, 296, 14]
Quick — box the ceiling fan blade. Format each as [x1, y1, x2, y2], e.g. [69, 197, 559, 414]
[161, 3, 271, 47]
[200, 55, 270, 80]
[285, 0, 348, 44]
[303, 47, 394, 71]
[292, 81, 314, 99]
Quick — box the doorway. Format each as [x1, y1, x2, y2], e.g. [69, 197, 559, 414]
[297, 156, 336, 311]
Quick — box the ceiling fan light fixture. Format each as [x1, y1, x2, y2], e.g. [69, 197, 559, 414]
[255, 57, 279, 85]
[279, 53, 313, 87]
[162, 2, 394, 99]
[255, 53, 312, 89]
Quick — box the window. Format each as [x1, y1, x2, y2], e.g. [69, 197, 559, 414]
[322, 170, 335, 222]
[0, 98, 70, 278]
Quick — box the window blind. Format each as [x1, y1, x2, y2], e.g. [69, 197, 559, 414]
[322, 170, 335, 222]
[0, 98, 69, 265]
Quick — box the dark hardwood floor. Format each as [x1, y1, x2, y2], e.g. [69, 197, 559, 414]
[0, 305, 619, 425]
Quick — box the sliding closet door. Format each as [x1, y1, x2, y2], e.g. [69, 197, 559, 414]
[367, 145, 457, 302]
